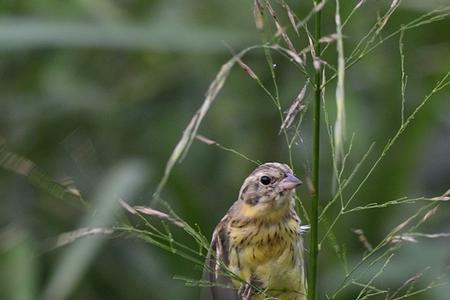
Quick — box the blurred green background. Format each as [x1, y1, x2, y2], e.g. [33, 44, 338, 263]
[0, 0, 449, 300]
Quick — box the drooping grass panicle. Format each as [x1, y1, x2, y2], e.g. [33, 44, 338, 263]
[0, 144, 88, 207]
[279, 80, 309, 134]
[152, 48, 253, 204]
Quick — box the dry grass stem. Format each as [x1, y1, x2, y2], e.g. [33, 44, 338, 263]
[389, 268, 430, 299]
[390, 0, 400, 9]
[279, 80, 309, 134]
[195, 134, 260, 165]
[285, 48, 304, 65]
[408, 233, 450, 238]
[236, 58, 259, 80]
[0, 146, 35, 176]
[355, 0, 367, 10]
[422, 188, 450, 222]
[59, 176, 82, 197]
[319, 33, 339, 43]
[253, 0, 264, 32]
[422, 206, 439, 222]
[194, 135, 216, 145]
[281, 0, 299, 36]
[334, 0, 346, 170]
[120, 199, 185, 228]
[314, 0, 326, 13]
[152, 49, 249, 204]
[52, 228, 113, 250]
[265, 0, 297, 53]
[353, 228, 373, 251]
[389, 235, 418, 244]
[0, 145, 86, 204]
[270, 44, 305, 66]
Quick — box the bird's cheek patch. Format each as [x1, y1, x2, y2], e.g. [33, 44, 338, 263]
[240, 185, 250, 200]
[245, 196, 260, 205]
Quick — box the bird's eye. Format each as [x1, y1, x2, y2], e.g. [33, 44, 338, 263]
[260, 176, 271, 185]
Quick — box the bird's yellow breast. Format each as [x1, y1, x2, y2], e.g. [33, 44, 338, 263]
[227, 217, 305, 299]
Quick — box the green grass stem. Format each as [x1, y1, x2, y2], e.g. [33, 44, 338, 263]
[307, 1, 322, 300]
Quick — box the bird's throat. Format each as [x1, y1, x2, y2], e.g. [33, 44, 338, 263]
[239, 198, 293, 223]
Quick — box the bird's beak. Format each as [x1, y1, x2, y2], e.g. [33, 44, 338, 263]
[279, 174, 302, 191]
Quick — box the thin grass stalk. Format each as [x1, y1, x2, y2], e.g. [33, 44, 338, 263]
[308, 1, 322, 300]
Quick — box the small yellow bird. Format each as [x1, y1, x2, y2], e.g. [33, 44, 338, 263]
[203, 162, 307, 300]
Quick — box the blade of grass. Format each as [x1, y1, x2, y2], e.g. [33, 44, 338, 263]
[0, 19, 254, 52]
[0, 228, 37, 300]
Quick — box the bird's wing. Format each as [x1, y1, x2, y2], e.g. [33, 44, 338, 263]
[202, 217, 239, 300]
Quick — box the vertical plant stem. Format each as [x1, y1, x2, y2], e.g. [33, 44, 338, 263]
[308, 1, 322, 300]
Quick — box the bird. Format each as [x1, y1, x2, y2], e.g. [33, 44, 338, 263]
[203, 162, 307, 300]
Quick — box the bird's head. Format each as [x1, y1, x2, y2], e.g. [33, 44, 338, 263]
[237, 162, 302, 219]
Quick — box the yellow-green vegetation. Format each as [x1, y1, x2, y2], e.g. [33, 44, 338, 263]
[0, 1, 449, 300]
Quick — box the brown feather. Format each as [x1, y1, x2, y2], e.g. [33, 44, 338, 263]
[202, 216, 239, 300]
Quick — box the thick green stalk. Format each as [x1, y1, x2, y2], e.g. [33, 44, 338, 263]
[308, 1, 322, 300]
